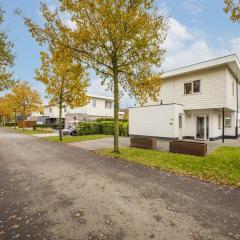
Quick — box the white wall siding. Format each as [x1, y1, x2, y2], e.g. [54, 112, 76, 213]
[226, 68, 238, 111]
[129, 104, 184, 139]
[159, 67, 227, 110]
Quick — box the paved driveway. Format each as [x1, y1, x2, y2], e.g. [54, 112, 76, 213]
[68, 136, 130, 150]
[0, 128, 240, 240]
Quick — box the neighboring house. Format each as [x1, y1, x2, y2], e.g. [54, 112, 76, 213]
[64, 94, 115, 127]
[29, 94, 124, 127]
[129, 54, 240, 141]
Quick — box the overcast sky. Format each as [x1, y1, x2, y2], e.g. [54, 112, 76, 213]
[1, 0, 240, 107]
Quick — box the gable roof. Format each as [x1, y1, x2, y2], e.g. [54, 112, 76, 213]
[161, 54, 240, 81]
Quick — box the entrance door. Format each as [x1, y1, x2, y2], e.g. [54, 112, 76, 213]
[196, 115, 209, 140]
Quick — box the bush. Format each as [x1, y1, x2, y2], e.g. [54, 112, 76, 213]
[77, 122, 101, 135]
[76, 121, 128, 136]
[4, 122, 16, 127]
[96, 118, 128, 123]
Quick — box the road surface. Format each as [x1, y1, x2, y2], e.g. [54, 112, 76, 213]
[0, 128, 239, 240]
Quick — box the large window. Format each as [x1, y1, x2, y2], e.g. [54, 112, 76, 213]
[184, 82, 192, 95]
[184, 80, 201, 95]
[193, 80, 201, 93]
[92, 98, 96, 107]
[224, 115, 232, 127]
[105, 100, 112, 109]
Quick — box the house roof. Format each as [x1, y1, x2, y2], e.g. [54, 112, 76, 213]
[87, 93, 114, 101]
[161, 54, 240, 81]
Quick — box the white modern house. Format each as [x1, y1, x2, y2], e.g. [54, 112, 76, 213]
[129, 54, 240, 141]
[30, 94, 124, 127]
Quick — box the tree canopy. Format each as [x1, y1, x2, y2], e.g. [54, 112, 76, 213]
[0, 7, 15, 92]
[23, 0, 168, 152]
[224, 0, 240, 22]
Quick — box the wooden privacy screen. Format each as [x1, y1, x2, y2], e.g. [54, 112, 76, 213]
[18, 120, 36, 128]
[170, 141, 207, 156]
[130, 137, 157, 150]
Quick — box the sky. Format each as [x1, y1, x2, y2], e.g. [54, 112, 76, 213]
[0, 0, 240, 107]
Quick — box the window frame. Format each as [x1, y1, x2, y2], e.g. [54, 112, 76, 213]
[224, 115, 232, 128]
[184, 82, 192, 95]
[193, 80, 201, 93]
[105, 100, 112, 109]
[92, 98, 97, 108]
[184, 80, 201, 95]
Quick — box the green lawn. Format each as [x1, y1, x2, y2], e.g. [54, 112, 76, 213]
[13, 128, 54, 135]
[97, 147, 240, 187]
[45, 134, 110, 143]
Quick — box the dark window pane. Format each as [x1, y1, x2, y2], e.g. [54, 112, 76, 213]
[193, 80, 201, 93]
[184, 82, 192, 94]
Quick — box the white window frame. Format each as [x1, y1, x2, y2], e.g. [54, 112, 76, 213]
[184, 80, 201, 95]
[105, 100, 112, 109]
[224, 115, 232, 128]
[92, 98, 97, 108]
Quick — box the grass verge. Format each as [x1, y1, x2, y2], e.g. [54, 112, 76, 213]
[13, 128, 54, 135]
[45, 134, 110, 143]
[96, 147, 240, 188]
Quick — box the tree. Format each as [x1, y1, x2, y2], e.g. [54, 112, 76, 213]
[0, 96, 13, 126]
[0, 7, 15, 92]
[35, 47, 89, 141]
[23, 0, 168, 152]
[10, 81, 42, 130]
[224, 0, 240, 22]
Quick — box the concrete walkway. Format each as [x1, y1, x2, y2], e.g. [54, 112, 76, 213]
[68, 136, 130, 150]
[32, 132, 58, 137]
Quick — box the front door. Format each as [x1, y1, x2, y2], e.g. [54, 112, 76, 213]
[196, 115, 209, 140]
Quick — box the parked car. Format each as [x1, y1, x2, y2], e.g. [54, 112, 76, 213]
[63, 126, 77, 136]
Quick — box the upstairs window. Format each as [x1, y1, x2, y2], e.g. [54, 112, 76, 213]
[92, 98, 96, 107]
[184, 82, 192, 95]
[105, 101, 112, 109]
[193, 80, 201, 93]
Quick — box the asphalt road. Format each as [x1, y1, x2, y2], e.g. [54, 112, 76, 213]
[0, 128, 240, 240]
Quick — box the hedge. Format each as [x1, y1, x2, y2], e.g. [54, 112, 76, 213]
[96, 118, 128, 123]
[77, 121, 128, 136]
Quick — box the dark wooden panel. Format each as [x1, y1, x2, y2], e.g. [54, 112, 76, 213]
[170, 141, 207, 156]
[130, 137, 157, 150]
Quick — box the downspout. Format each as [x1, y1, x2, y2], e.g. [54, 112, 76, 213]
[222, 107, 225, 143]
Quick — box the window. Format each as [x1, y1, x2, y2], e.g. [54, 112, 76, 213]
[184, 82, 192, 95]
[179, 114, 183, 129]
[232, 81, 235, 96]
[224, 115, 232, 127]
[105, 101, 112, 109]
[193, 80, 201, 93]
[218, 115, 222, 129]
[92, 98, 96, 107]
[49, 108, 52, 113]
[64, 108, 67, 113]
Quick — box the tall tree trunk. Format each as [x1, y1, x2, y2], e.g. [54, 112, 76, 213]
[59, 103, 63, 141]
[113, 64, 119, 153]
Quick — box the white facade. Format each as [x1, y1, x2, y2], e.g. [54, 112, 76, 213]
[44, 94, 114, 119]
[130, 55, 240, 141]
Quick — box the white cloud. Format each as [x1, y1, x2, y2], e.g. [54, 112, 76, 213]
[163, 18, 240, 71]
[181, 0, 203, 15]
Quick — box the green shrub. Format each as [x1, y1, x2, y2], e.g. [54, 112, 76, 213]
[96, 118, 128, 123]
[77, 122, 100, 135]
[76, 121, 129, 136]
